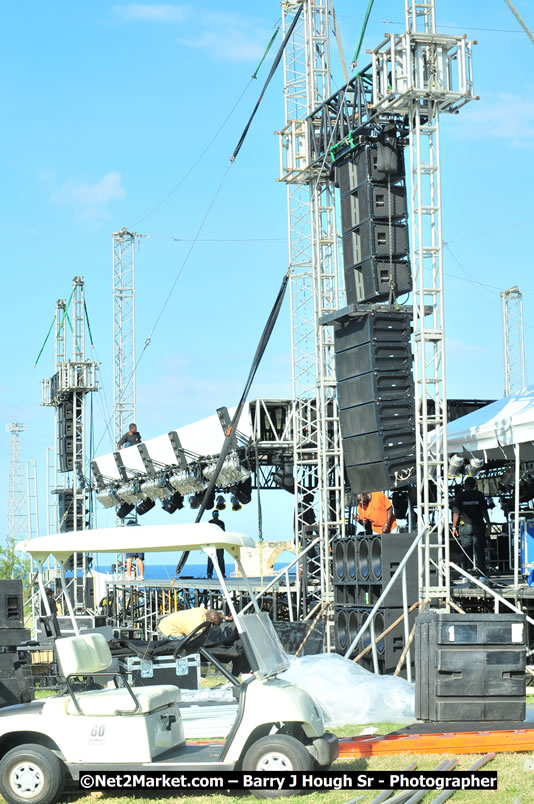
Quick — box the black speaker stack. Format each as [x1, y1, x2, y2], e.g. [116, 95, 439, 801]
[333, 532, 418, 677]
[334, 310, 415, 493]
[0, 580, 33, 707]
[336, 131, 411, 305]
[58, 395, 74, 472]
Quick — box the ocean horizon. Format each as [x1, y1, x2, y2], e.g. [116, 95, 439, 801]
[90, 561, 295, 580]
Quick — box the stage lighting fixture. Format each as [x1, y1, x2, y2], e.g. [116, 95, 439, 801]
[203, 451, 251, 485]
[96, 488, 120, 508]
[116, 481, 144, 505]
[162, 491, 184, 514]
[447, 454, 464, 478]
[189, 493, 201, 509]
[136, 498, 155, 516]
[231, 496, 242, 512]
[232, 476, 252, 505]
[216, 495, 226, 511]
[168, 468, 205, 494]
[467, 457, 484, 477]
[272, 464, 295, 493]
[141, 475, 173, 500]
[117, 502, 135, 519]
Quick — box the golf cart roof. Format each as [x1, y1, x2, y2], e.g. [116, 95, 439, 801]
[16, 522, 255, 562]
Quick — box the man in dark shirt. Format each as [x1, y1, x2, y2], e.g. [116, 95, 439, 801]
[117, 423, 141, 450]
[207, 511, 226, 578]
[452, 477, 490, 578]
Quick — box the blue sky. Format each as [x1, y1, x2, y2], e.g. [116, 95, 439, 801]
[1, 1, 533, 548]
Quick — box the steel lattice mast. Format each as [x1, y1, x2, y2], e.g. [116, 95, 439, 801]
[280, 0, 345, 638]
[6, 423, 27, 546]
[113, 228, 137, 446]
[41, 277, 99, 611]
[501, 286, 526, 396]
[372, 0, 476, 601]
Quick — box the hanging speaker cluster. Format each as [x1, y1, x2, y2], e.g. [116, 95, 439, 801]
[334, 310, 416, 494]
[335, 129, 411, 305]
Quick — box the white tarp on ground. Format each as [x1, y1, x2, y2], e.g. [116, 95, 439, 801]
[446, 386, 534, 462]
[281, 654, 415, 726]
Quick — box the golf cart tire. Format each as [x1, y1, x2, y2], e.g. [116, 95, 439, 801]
[242, 734, 314, 798]
[0, 743, 65, 804]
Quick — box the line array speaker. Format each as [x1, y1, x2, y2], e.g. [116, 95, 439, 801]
[335, 132, 411, 304]
[334, 311, 415, 493]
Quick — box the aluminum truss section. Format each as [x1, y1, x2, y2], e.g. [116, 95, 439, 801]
[372, 0, 476, 602]
[6, 423, 27, 547]
[113, 228, 137, 446]
[501, 286, 526, 396]
[280, 0, 345, 637]
[41, 278, 99, 613]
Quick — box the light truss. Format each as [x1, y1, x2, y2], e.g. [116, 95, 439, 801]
[280, 0, 345, 641]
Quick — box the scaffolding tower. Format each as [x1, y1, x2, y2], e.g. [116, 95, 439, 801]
[279, 0, 345, 640]
[6, 423, 27, 547]
[113, 229, 137, 447]
[41, 277, 99, 612]
[501, 286, 526, 397]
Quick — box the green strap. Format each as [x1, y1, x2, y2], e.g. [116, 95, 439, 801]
[34, 315, 56, 367]
[84, 300, 95, 348]
[252, 27, 279, 79]
[351, 0, 375, 68]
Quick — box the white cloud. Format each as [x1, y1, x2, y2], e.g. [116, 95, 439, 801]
[457, 92, 534, 148]
[51, 171, 126, 223]
[114, 3, 190, 22]
[177, 28, 266, 62]
[446, 338, 487, 357]
[115, 3, 271, 63]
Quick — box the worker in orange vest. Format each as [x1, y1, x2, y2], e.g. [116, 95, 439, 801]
[356, 492, 397, 534]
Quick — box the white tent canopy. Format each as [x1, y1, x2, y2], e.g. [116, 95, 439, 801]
[446, 386, 534, 461]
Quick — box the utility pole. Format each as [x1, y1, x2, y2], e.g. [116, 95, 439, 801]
[501, 286, 526, 396]
[6, 423, 27, 550]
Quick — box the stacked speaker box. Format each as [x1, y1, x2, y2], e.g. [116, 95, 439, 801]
[336, 130, 411, 305]
[333, 532, 420, 677]
[0, 580, 33, 707]
[58, 395, 74, 473]
[334, 310, 415, 493]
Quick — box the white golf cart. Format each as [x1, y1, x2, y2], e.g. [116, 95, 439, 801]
[3, 523, 337, 804]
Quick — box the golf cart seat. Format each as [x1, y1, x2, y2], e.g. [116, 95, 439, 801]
[55, 633, 180, 716]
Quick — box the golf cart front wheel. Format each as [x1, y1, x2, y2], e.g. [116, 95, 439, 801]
[0, 744, 65, 804]
[242, 734, 314, 798]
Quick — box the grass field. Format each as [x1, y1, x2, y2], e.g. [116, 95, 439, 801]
[30, 684, 533, 802]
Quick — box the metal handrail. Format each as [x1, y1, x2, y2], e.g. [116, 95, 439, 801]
[344, 527, 427, 663]
[449, 561, 534, 627]
[240, 537, 321, 614]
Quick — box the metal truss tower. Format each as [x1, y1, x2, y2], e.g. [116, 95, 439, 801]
[6, 423, 27, 546]
[41, 277, 99, 612]
[113, 228, 137, 447]
[501, 286, 526, 396]
[372, 0, 475, 601]
[279, 0, 345, 638]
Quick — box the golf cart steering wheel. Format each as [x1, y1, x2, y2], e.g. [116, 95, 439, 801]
[172, 620, 212, 657]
